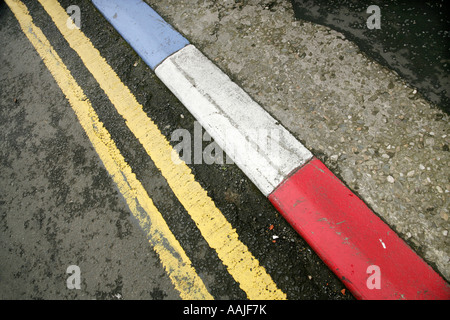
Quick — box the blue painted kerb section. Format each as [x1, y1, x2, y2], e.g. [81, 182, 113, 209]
[92, 0, 189, 70]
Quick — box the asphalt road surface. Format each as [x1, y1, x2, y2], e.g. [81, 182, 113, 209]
[0, 0, 353, 300]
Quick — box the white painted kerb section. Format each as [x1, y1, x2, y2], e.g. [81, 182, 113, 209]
[155, 45, 312, 196]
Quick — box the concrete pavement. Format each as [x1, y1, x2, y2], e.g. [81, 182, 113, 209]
[144, 0, 450, 283]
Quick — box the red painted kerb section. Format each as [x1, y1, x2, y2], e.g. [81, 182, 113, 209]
[269, 157, 450, 300]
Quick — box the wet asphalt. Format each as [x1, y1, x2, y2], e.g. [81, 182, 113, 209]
[290, 0, 450, 113]
[0, 0, 354, 300]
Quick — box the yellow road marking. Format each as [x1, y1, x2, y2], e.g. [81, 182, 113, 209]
[5, 0, 213, 300]
[37, 0, 286, 299]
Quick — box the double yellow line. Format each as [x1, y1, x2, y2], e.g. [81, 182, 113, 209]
[6, 0, 286, 300]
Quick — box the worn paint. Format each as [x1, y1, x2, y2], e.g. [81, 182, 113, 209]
[269, 157, 450, 300]
[92, 0, 189, 70]
[156, 45, 313, 196]
[5, 0, 212, 300]
[37, 0, 285, 300]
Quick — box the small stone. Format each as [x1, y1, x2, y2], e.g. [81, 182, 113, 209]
[440, 211, 448, 221]
[425, 138, 434, 146]
[387, 176, 395, 183]
[436, 186, 443, 193]
[443, 230, 448, 237]
[330, 155, 339, 161]
[419, 164, 425, 170]
[407, 170, 415, 177]
[388, 81, 394, 89]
